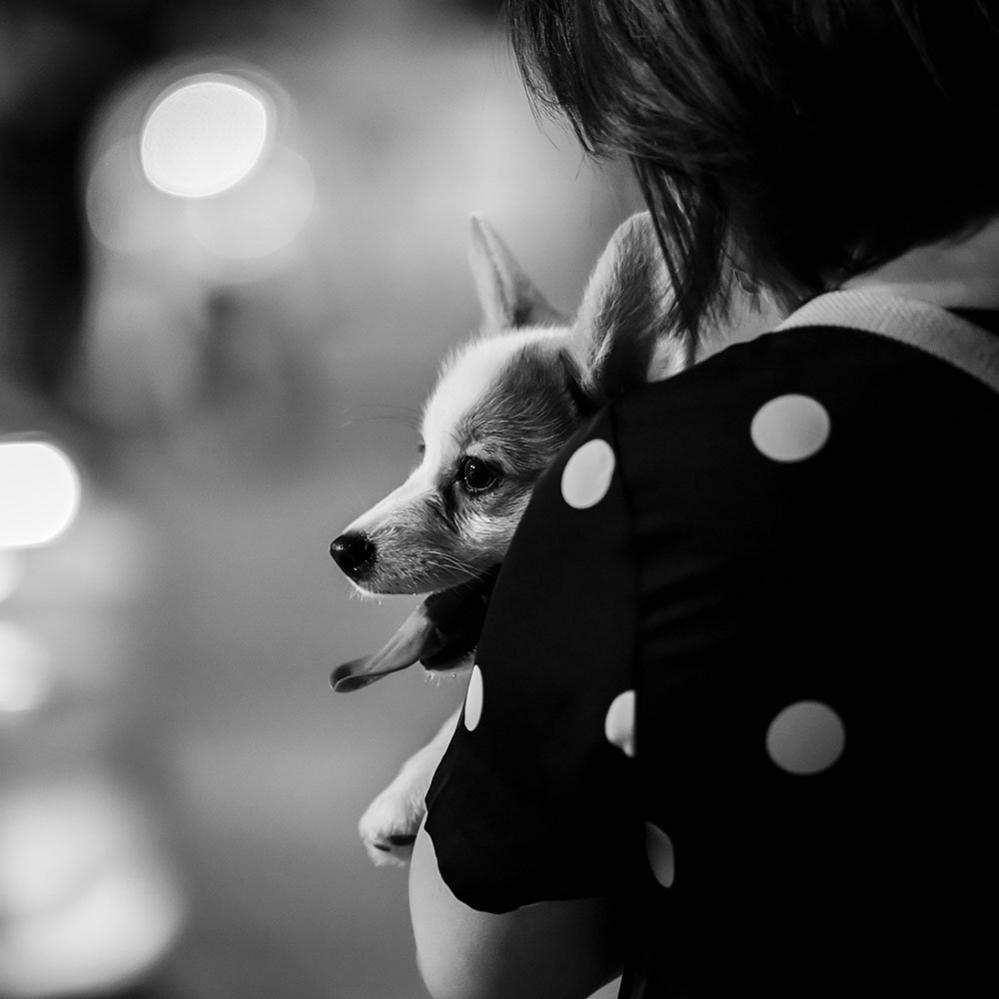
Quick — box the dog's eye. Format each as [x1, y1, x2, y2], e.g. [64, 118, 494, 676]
[458, 456, 500, 495]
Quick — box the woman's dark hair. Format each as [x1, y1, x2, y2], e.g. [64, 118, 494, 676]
[507, 0, 999, 336]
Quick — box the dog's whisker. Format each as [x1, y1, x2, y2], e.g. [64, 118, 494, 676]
[339, 404, 422, 431]
[421, 550, 482, 573]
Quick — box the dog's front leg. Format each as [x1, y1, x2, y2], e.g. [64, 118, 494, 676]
[359, 706, 461, 867]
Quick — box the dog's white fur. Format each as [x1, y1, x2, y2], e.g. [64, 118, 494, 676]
[422, 329, 563, 460]
[337, 212, 781, 865]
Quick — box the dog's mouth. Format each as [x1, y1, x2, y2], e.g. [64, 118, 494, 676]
[330, 566, 500, 693]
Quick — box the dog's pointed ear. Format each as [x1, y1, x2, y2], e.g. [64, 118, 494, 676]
[468, 213, 565, 330]
[567, 212, 685, 407]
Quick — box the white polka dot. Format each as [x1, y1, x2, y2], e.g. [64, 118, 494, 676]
[463, 664, 484, 732]
[604, 689, 636, 757]
[645, 823, 675, 888]
[560, 439, 616, 509]
[750, 394, 830, 462]
[766, 700, 845, 775]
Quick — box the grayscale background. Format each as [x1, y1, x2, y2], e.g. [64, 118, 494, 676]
[0, 2, 641, 996]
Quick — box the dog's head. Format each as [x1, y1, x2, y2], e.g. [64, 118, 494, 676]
[329, 212, 706, 690]
[331, 212, 681, 596]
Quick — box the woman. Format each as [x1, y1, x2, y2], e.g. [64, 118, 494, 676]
[410, 3, 999, 997]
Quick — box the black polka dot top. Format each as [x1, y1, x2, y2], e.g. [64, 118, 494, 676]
[426, 305, 999, 998]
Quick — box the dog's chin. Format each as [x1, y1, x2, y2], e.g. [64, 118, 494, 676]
[343, 577, 415, 599]
[345, 578, 395, 599]
[347, 571, 480, 599]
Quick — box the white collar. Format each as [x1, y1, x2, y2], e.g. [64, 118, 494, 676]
[778, 289, 999, 392]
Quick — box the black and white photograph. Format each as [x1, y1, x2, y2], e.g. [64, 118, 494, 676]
[2, 3, 997, 997]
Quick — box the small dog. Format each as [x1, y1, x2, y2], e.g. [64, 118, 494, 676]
[330, 212, 776, 864]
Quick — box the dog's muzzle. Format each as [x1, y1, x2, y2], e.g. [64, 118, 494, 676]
[330, 531, 377, 580]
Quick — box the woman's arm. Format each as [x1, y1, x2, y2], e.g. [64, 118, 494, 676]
[409, 824, 624, 999]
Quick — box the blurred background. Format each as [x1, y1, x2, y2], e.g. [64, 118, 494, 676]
[0, 1, 641, 996]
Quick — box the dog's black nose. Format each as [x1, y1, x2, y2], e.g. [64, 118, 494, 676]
[330, 532, 377, 580]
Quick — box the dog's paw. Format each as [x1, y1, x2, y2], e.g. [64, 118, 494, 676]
[359, 788, 425, 867]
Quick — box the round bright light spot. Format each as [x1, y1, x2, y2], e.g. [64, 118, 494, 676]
[141, 76, 269, 198]
[0, 623, 53, 714]
[0, 441, 81, 549]
[645, 822, 675, 888]
[750, 394, 830, 462]
[604, 689, 636, 758]
[464, 665, 484, 732]
[766, 700, 845, 775]
[561, 438, 616, 509]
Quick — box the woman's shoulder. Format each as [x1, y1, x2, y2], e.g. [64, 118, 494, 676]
[629, 320, 995, 414]
[609, 322, 999, 473]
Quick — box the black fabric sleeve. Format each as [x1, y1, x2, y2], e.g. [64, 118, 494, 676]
[424, 407, 641, 913]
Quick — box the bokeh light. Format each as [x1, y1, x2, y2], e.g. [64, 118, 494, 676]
[0, 441, 82, 549]
[86, 140, 184, 255]
[0, 780, 184, 997]
[140, 75, 270, 199]
[0, 623, 53, 715]
[187, 146, 315, 267]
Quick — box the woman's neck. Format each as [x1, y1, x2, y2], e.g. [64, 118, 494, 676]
[842, 215, 999, 309]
